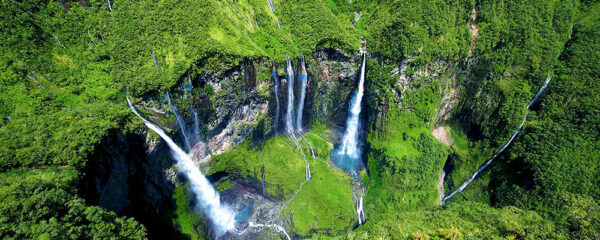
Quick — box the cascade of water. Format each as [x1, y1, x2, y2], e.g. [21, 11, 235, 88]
[127, 97, 235, 233]
[53, 35, 66, 49]
[443, 75, 552, 203]
[87, 30, 98, 47]
[192, 110, 200, 143]
[184, 74, 201, 144]
[272, 62, 281, 134]
[285, 56, 295, 135]
[152, 50, 159, 70]
[356, 193, 365, 225]
[106, 0, 113, 12]
[296, 56, 308, 132]
[267, 0, 275, 12]
[166, 92, 192, 151]
[332, 53, 367, 176]
[27, 71, 44, 89]
[527, 76, 552, 109]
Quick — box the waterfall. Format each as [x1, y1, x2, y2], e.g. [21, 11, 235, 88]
[285, 56, 295, 134]
[87, 30, 98, 47]
[166, 92, 192, 151]
[192, 110, 200, 143]
[356, 193, 365, 225]
[52, 35, 66, 49]
[443, 75, 552, 203]
[127, 97, 235, 233]
[527, 76, 552, 109]
[296, 56, 307, 132]
[332, 53, 367, 176]
[106, 0, 113, 12]
[272, 63, 281, 134]
[184, 74, 201, 144]
[150, 44, 159, 72]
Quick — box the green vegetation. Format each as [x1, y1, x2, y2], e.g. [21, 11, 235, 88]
[1, 0, 599, 239]
[210, 137, 306, 199]
[171, 184, 206, 240]
[321, 201, 565, 239]
[210, 129, 356, 236]
[283, 132, 355, 236]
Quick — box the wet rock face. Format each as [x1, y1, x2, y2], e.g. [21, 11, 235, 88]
[137, 50, 362, 161]
[308, 49, 361, 126]
[82, 129, 175, 219]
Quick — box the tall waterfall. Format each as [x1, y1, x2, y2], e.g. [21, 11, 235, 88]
[127, 97, 235, 233]
[285, 56, 295, 134]
[332, 53, 367, 176]
[443, 75, 552, 203]
[272, 62, 281, 134]
[296, 56, 307, 132]
[166, 91, 192, 151]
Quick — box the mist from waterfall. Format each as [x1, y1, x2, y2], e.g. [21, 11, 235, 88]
[296, 56, 307, 133]
[285, 56, 295, 135]
[166, 91, 192, 151]
[443, 75, 552, 203]
[331, 53, 367, 177]
[127, 97, 235, 234]
[272, 63, 281, 134]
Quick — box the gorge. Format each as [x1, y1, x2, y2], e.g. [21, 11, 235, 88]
[1, 1, 599, 240]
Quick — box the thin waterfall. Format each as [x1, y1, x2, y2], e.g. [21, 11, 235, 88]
[166, 91, 192, 151]
[87, 30, 97, 47]
[27, 71, 44, 89]
[52, 35, 66, 49]
[106, 0, 113, 12]
[527, 76, 552, 109]
[127, 97, 235, 233]
[192, 111, 200, 143]
[356, 193, 365, 225]
[332, 53, 367, 177]
[272, 62, 281, 134]
[285, 56, 295, 135]
[443, 75, 552, 203]
[150, 44, 159, 72]
[185, 73, 201, 144]
[296, 56, 307, 132]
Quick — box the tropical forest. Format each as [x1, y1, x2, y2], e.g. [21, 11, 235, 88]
[1, 0, 599, 239]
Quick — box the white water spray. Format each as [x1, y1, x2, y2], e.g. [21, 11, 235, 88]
[443, 75, 552, 203]
[296, 56, 307, 132]
[285, 56, 295, 135]
[335, 54, 367, 166]
[127, 97, 235, 233]
[356, 193, 365, 225]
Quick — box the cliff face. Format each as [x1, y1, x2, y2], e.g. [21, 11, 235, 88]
[85, 48, 494, 238]
[81, 129, 175, 235]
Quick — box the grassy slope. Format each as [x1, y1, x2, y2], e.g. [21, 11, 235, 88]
[210, 125, 355, 236]
[0, 0, 359, 238]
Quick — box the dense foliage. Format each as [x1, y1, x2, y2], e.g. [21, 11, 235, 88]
[1, 0, 598, 239]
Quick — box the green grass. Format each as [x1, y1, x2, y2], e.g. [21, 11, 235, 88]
[283, 132, 355, 236]
[171, 184, 206, 240]
[210, 136, 306, 199]
[366, 109, 449, 213]
[443, 124, 490, 203]
[210, 125, 356, 236]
